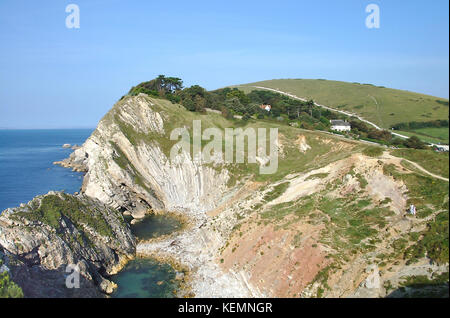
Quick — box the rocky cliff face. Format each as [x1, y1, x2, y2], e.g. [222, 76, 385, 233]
[0, 192, 135, 297]
[60, 94, 231, 219]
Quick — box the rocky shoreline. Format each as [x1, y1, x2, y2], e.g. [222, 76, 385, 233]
[0, 192, 136, 297]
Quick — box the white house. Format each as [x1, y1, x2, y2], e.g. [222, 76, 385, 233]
[260, 104, 272, 112]
[330, 120, 351, 132]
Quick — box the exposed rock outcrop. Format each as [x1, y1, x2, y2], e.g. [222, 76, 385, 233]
[0, 192, 135, 297]
[57, 95, 230, 219]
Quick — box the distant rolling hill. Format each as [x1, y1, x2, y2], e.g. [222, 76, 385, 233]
[234, 79, 449, 132]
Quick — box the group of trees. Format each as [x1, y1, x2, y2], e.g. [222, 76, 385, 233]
[400, 136, 427, 149]
[350, 120, 393, 143]
[391, 119, 449, 131]
[128, 75, 184, 102]
[209, 88, 340, 132]
[178, 85, 211, 112]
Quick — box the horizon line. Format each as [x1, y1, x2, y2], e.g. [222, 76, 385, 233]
[0, 127, 96, 130]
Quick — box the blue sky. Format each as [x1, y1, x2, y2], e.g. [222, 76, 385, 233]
[0, 0, 448, 129]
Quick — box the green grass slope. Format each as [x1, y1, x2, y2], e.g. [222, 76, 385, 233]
[235, 79, 449, 130]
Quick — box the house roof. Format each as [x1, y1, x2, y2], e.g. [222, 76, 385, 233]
[330, 120, 351, 126]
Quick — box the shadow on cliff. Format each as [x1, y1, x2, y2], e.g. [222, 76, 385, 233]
[386, 283, 449, 298]
[10, 264, 104, 298]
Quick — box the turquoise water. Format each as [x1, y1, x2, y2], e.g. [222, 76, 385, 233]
[131, 214, 182, 241]
[111, 258, 179, 298]
[110, 215, 183, 298]
[0, 129, 93, 211]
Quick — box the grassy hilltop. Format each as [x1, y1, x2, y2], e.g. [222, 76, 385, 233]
[235, 79, 449, 143]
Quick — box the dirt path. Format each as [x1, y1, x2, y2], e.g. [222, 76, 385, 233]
[369, 95, 384, 129]
[382, 152, 449, 182]
[402, 158, 449, 182]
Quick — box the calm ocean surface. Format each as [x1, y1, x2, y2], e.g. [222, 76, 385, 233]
[0, 129, 93, 211]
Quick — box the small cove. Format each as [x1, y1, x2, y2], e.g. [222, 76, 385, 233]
[111, 214, 184, 298]
[130, 214, 183, 241]
[110, 258, 179, 298]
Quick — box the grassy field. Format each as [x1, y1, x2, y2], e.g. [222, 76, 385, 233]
[234, 79, 449, 130]
[413, 127, 449, 143]
[395, 128, 449, 144]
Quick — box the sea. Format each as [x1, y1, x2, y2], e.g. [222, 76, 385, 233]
[0, 129, 93, 212]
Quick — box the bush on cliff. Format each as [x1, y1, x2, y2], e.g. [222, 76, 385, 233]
[15, 194, 114, 238]
[0, 271, 24, 298]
